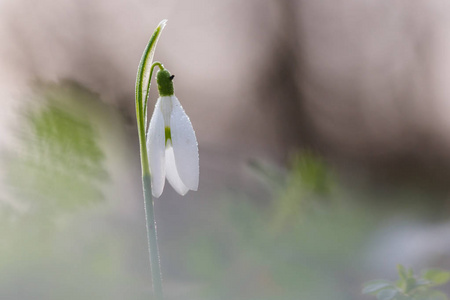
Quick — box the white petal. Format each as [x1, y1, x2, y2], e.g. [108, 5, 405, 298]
[159, 96, 173, 126]
[165, 144, 189, 195]
[169, 96, 199, 191]
[147, 98, 166, 198]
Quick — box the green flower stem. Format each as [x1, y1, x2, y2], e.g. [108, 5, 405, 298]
[144, 62, 165, 130]
[136, 89, 164, 299]
[142, 173, 163, 300]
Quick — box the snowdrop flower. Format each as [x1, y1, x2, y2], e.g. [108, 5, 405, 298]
[147, 69, 199, 197]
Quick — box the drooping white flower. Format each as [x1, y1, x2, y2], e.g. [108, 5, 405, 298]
[146, 69, 199, 197]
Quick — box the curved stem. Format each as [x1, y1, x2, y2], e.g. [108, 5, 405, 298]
[144, 62, 165, 132]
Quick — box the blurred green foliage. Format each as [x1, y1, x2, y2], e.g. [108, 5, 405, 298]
[6, 81, 108, 213]
[184, 152, 375, 300]
[363, 265, 450, 300]
[0, 82, 153, 300]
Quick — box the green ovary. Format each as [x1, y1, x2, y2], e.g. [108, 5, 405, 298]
[157, 69, 174, 96]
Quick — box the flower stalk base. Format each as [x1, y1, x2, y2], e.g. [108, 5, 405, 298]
[142, 173, 164, 299]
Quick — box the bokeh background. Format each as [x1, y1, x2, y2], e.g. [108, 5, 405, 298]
[1, 0, 450, 299]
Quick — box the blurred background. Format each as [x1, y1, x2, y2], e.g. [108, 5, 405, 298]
[1, 0, 450, 299]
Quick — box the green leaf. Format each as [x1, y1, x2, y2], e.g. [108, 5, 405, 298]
[422, 269, 450, 286]
[363, 280, 395, 294]
[416, 278, 431, 287]
[377, 288, 399, 300]
[404, 277, 418, 293]
[398, 265, 408, 281]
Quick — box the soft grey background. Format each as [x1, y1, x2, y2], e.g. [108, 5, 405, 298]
[1, 1, 450, 299]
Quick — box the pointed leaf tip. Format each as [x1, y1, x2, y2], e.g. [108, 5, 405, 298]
[159, 19, 168, 29]
[136, 19, 168, 116]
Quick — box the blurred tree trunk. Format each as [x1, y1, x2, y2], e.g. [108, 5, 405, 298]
[257, 0, 316, 160]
